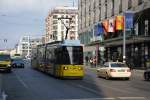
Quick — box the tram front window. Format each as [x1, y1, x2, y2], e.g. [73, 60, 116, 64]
[56, 46, 83, 65]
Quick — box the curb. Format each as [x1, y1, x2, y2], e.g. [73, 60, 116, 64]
[133, 69, 144, 73]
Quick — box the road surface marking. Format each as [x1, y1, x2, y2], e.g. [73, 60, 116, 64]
[2, 91, 7, 100]
[14, 72, 28, 89]
[58, 98, 115, 100]
[84, 80, 139, 95]
[77, 84, 99, 94]
[118, 97, 146, 99]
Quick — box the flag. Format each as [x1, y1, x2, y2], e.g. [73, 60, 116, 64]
[115, 15, 124, 30]
[125, 12, 134, 29]
[108, 18, 115, 32]
[94, 23, 104, 36]
[102, 20, 109, 34]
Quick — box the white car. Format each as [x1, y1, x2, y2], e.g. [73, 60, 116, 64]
[97, 62, 131, 80]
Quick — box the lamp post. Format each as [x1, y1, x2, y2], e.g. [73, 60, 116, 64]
[123, 16, 126, 63]
[123, 11, 134, 63]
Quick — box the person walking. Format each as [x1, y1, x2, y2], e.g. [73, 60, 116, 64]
[93, 56, 97, 68]
[85, 56, 89, 65]
[89, 57, 93, 67]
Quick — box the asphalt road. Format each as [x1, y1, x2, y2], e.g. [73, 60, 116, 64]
[0, 63, 150, 100]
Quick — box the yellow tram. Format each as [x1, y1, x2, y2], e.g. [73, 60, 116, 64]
[31, 40, 84, 79]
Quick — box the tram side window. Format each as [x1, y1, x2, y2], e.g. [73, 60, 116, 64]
[46, 49, 53, 63]
[55, 48, 62, 64]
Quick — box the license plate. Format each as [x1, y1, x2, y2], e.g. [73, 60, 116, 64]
[118, 70, 125, 72]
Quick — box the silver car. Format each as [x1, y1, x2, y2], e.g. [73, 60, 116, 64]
[97, 62, 131, 80]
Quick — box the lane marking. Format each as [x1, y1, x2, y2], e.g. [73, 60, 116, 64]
[14, 72, 29, 89]
[77, 84, 99, 95]
[118, 97, 146, 100]
[83, 80, 139, 95]
[57, 98, 115, 100]
[2, 91, 7, 100]
[56, 97, 147, 100]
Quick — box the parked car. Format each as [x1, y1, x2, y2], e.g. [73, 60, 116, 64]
[11, 58, 25, 68]
[97, 62, 131, 80]
[144, 68, 150, 81]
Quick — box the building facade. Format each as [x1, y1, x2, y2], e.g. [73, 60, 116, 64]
[78, 0, 150, 69]
[17, 36, 42, 58]
[45, 6, 78, 43]
[18, 36, 31, 58]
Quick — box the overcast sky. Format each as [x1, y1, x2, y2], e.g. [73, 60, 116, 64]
[0, 0, 77, 49]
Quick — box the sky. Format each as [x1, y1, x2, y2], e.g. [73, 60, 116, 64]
[0, 0, 77, 49]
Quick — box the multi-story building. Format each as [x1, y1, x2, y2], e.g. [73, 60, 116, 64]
[45, 6, 78, 43]
[17, 36, 42, 58]
[79, 0, 150, 69]
[30, 37, 42, 48]
[18, 36, 31, 58]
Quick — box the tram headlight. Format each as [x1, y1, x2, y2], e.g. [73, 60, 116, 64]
[78, 67, 82, 70]
[63, 66, 68, 70]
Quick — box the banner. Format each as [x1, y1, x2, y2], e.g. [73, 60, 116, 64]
[94, 23, 104, 36]
[115, 15, 124, 30]
[125, 12, 134, 29]
[108, 18, 115, 32]
[102, 20, 109, 33]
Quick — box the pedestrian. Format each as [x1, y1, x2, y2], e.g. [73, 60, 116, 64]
[89, 57, 93, 67]
[85, 56, 89, 65]
[93, 56, 97, 68]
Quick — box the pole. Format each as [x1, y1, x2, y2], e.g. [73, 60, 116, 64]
[123, 15, 126, 63]
[27, 36, 30, 58]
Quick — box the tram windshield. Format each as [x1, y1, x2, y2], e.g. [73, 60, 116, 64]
[56, 46, 83, 64]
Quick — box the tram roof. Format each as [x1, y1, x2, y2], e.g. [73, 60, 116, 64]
[61, 40, 81, 46]
[37, 40, 81, 47]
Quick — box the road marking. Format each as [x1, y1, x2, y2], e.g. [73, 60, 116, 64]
[118, 97, 146, 100]
[77, 84, 99, 95]
[83, 80, 139, 95]
[14, 72, 29, 89]
[2, 91, 7, 100]
[57, 98, 115, 100]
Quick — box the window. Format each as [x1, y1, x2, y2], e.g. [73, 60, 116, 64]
[105, 0, 107, 19]
[104, 63, 109, 67]
[111, 0, 114, 16]
[55, 46, 83, 64]
[119, 0, 122, 13]
[61, 25, 64, 30]
[53, 26, 57, 30]
[53, 15, 57, 19]
[111, 63, 126, 67]
[53, 20, 57, 24]
[128, 0, 132, 9]
[99, 0, 101, 21]
[138, 0, 143, 5]
[66, 20, 69, 23]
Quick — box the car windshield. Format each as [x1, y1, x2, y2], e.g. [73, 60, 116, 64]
[0, 55, 11, 61]
[111, 63, 127, 67]
[13, 59, 24, 63]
